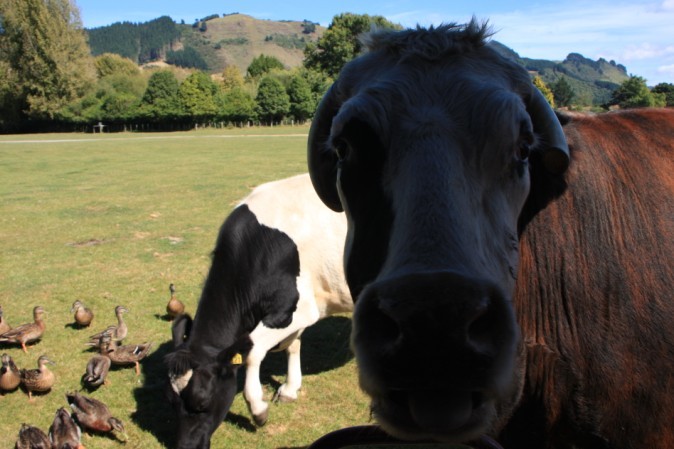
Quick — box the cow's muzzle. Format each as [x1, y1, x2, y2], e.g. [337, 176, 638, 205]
[351, 271, 519, 442]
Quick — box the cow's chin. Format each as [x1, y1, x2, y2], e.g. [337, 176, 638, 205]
[368, 388, 497, 443]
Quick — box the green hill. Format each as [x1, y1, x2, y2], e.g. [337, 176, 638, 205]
[87, 13, 324, 75]
[490, 41, 629, 105]
[87, 14, 629, 105]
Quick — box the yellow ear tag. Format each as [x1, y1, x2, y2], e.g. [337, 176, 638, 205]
[231, 353, 243, 365]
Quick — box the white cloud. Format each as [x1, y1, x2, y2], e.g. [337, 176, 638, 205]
[658, 64, 674, 75]
[623, 43, 674, 60]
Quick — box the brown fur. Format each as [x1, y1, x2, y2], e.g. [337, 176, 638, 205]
[508, 108, 674, 449]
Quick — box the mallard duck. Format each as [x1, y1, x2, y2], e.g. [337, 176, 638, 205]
[98, 333, 151, 376]
[20, 354, 55, 401]
[88, 305, 128, 344]
[166, 283, 185, 319]
[66, 391, 126, 440]
[71, 300, 94, 328]
[49, 407, 83, 449]
[81, 354, 111, 389]
[0, 306, 45, 353]
[0, 352, 21, 393]
[15, 423, 51, 449]
[0, 305, 11, 335]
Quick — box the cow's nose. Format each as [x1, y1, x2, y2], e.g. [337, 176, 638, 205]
[352, 270, 518, 401]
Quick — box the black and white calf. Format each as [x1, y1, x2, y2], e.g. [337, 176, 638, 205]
[165, 174, 351, 449]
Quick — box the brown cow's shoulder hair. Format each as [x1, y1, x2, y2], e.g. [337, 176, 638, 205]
[360, 18, 493, 61]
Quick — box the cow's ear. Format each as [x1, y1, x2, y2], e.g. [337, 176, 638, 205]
[217, 333, 253, 373]
[171, 313, 193, 348]
[165, 348, 199, 395]
[308, 83, 344, 212]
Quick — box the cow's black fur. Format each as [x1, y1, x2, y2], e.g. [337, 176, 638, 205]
[165, 204, 300, 449]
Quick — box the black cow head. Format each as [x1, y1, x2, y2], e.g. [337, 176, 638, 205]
[307, 22, 569, 443]
[165, 315, 252, 449]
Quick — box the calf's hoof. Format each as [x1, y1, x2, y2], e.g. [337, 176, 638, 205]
[272, 388, 298, 403]
[253, 409, 269, 427]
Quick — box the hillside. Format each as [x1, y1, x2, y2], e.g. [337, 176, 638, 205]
[87, 13, 324, 75]
[181, 14, 325, 74]
[88, 14, 629, 105]
[490, 42, 629, 105]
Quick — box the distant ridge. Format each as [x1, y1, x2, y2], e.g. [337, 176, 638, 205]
[87, 14, 324, 75]
[87, 13, 629, 105]
[490, 41, 629, 105]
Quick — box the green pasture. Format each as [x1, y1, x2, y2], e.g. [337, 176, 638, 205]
[0, 126, 373, 448]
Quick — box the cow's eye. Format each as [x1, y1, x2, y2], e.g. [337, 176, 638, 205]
[518, 141, 531, 161]
[518, 123, 534, 161]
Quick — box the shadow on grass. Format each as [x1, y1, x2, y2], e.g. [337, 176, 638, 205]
[257, 315, 354, 392]
[131, 315, 353, 447]
[131, 340, 178, 448]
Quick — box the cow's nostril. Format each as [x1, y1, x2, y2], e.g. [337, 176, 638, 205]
[466, 307, 495, 353]
[377, 306, 402, 348]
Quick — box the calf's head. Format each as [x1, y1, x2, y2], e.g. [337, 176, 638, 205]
[308, 22, 569, 442]
[165, 315, 252, 449]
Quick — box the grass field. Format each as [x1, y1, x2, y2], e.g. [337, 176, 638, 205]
[0, 126, 375, 449]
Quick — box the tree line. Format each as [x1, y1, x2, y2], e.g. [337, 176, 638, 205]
[0, 0, 671, 134]
[0, 0, 401, 133]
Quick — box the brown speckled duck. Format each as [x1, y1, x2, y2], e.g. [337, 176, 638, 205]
[0, 305, 11, 335]
[49, 407, 83, 449]
[66, 391, 127, 440]
[98, 333, 151, 376]
[0, 352, 21, 393]
[88, 305, 128, 344]
[0, 306, 45, 353]
[20, 354, 55, 401]
[71, 300, 94, 328]
[15, 423, 51, 449]
[166, 283, 185, 319]
[81, 354, 111, 389]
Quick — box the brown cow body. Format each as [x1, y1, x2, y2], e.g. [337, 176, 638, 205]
[506, 108, 674, 449]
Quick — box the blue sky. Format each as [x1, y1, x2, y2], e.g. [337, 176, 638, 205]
[76, 0, 674, 85]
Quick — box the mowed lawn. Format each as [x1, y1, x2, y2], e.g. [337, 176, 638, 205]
[0, 126, 371, 449]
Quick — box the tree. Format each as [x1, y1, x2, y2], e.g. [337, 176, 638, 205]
[533, 76, 554, 107]
[216, 87, 256, 123]
[94, 53, 140, 78]
[608, 76, 666, 108]
[287, 74, 314, 122]
[552, 77, 575, 108]
[166, 46, 208, 70]
[221, 65, 245, 91]
[255, 76, 290, 124]
[140, 70, 181, 121]
[303, 13, 401, 78]
[247, 54, 285, 79]
[179, 71, 218, 120]
[653, 83, 674, 107]
[0, 0, 96, 124]
[301, 20, 317, 34]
